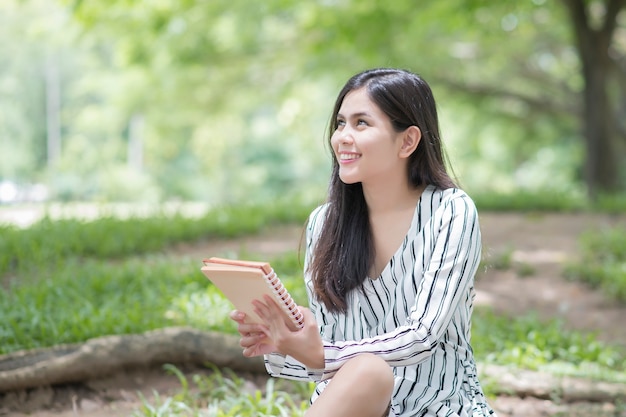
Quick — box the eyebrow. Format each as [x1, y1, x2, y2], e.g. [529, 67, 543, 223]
[336, 111, 373, 119]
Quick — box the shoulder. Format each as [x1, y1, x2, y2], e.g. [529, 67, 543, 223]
[422, 188, 481, 247]
[428, 186, 479, 219]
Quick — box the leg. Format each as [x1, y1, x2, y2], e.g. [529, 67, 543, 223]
[305, 353, 394, 417]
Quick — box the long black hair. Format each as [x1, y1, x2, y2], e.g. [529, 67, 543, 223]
[308, 68, 457, 313]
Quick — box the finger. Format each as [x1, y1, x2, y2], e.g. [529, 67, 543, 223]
[237, 322, 265, 335]
[262, 294, 283, 315]
[299, 307, 315, 324]
[242, 346, 259, 357]
[240, 331, 270, 348]
[229, 310, 246, 323]
[251, 298, 272, 321]
[242, 337, 272, 356]
[242, 345, 264, 357]
[255, 295, 285, 326]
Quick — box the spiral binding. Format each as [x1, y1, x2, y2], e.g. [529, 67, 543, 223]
[263, 268, 304, 329]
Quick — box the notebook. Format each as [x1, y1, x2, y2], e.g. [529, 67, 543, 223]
[201, 257, 304, 330]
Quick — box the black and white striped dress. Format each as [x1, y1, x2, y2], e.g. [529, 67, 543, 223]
[265, 185, 497, 417]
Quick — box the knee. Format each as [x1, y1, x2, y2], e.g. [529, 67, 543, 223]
[341, 353, 394, 396]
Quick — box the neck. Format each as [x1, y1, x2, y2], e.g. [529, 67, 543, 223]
[362, 180, 425, 214]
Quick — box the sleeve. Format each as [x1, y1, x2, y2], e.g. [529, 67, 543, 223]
[317, 194, 482, 380]
[264, 204, 336, 382]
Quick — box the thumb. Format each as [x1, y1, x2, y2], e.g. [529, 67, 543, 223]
[298, 307, 317, 328]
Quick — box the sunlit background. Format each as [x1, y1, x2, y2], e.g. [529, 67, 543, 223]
[1, 0, 623, 207]
[2, 2, 626, 415]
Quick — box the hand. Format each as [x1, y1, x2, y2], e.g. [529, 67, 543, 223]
[252, 295, 325, 369]
[229, 310, 277, 357]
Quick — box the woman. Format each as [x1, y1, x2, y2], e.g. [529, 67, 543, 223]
[230, 68, 497, 417]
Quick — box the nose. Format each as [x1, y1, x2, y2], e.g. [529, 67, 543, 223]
[337, 126, 354, 144]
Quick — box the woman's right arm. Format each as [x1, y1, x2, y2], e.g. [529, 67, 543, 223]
[264, 204, 338, 382]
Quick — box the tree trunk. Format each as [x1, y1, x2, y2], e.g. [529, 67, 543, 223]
[562, 0, 624, 198]
[0, 327, 265, 392]
[44, 50, 62, 167]
[582, 37, 618, 197]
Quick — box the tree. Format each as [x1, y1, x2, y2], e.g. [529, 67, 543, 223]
[561, 0, 625, 197]
[290, 0, 626, 197]
[54, 0, 626, 200]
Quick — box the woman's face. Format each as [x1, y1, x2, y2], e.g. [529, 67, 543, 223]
[331, 87, 406, 186]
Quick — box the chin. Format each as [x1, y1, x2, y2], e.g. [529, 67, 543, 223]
[339, 175, 359, 185]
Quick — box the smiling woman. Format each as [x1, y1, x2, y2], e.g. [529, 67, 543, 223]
[331, 88, 420, 190]
[229, 68, 497, 417]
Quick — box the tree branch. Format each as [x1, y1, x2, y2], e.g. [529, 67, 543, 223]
[561, 0, 589, 33]
[560, 0, 595, 65]
[603, 0, 626, 37]
[431, 76, 579, 117]
[562, 0, 625, 51]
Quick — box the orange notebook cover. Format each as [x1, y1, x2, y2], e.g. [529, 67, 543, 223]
[201, 257, 304, 330]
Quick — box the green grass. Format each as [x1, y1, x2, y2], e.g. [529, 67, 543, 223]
[132, 365, 312, 417]
[0, 198, 313, 275]
[2, 189, 625, 277]
[472, 309, 626, 383]
[164, 252, 307, 335]
[473, 189, 586, 212]
[472, 189, 626, 213]
[130, 308, 626, 416]
[4, 248, 623, 382]
[564, 226, 626, 303]
[1, 199, 625, 415]
[0, 251, 306, 354]
[1, 257, 200, 353]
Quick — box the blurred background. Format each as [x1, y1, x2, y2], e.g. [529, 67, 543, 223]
[2, 3, 626, 415]
[1, 0, 624, 207]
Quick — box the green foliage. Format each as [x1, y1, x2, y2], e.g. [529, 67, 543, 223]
[3, 0, 625, 203]
[564, 226, 626, 303]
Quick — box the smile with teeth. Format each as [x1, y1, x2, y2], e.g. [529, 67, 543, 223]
[339, 152, 361, 162]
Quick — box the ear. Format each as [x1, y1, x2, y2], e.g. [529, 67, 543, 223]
[398, 126, 421, 158]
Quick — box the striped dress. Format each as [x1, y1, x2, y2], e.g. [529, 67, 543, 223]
[265, 185, 497, 417]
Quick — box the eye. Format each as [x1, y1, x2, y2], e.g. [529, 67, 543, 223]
[336, 119, 346, 128]
[357, 119, 368, 126]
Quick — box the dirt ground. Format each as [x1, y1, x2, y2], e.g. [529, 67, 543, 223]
[2, 212, 626, 417]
